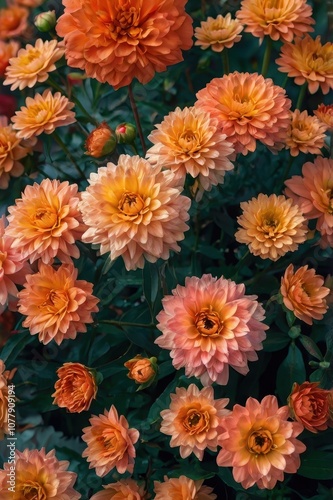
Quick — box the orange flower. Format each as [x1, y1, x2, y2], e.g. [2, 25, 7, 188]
[280, 264, 329, 325]
[160, 384, 230, 460]
[17, 262, 99, 345]
[285, 109, 327, 157]
[82, 405, 139, 477]
[0, 40, 20, 77]
[11, 89, 76, 139]
[217, 396, 306, 489]
[0, 448, 81, 499]
[235, 193, 308, 261]
[90, 479, 146, 500]
[276, 35, 333, 95]
[314, 103, 333, 131]
[79, 155, 191, 271]
[0, 116, 31, 189]
[0, 5, 29, 40]
[52, 362, 98, 413]
[195, 72, 291, 155]
[4, 39, 64, 91]
[56, 0, 193, 90]
[154, 475, 217, 500]
[6, 178, 86, 264]
[288, 381, 332, 433]
[85, 122, 117, 158]
[194, 14, 243, 52]
[124, 355, 157, 386]
[236, 0, 314, 43]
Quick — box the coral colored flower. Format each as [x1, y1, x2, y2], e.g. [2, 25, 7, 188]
[160, 384, 230, 460]
[194, 14, 243, 52]
[154, 475, 217, 500]
[0, 448, 81, 499]
[280, 264, 329, 325]
[90, 479, 146, 500]
[85, 122, 117, 158]
[124, 355, 157, 386]
[52, 362, 98, 413]
[82, 405, 139, 477]
[56, 0, 193, 90]
[314, 104, 333, 131]
[236, 0, 314, 43]
[0, 40, 20, 77]
[0, 116, 31, 189]
[235, 193, 308, 261]
[17, 262, 99, 345]
[4, 39, 64, 91]
[79, 155, 191, 271]
[285, 109, 327, 157]
[0, 6, 29, 40]
[276, 35, 333, 95]
[155, 274, 267, 386]
[288, 381, 332, 433]
[11, 89, 76, 140]
[6, 178, 85, 264]
[217, 395, 306, 490]
[195, 72, 291, 155]
[146, 106, 234, 197]
[15, 0, 44, 7]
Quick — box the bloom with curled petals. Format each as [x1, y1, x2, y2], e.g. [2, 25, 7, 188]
[79, 154, 191, 271]
[276, 35, 333, 95]
[17, 262, 99, 345]
[194, 14, 243, 52]
[216, 395, 306, 490]
[6, 178, 85, 264]
[0, 40, 20, 77]
[0, 448, 81, 499]
[90, 479, 146, 500]
[82, 405, 139, 477]
[155, 274, 267, 386]
[56, 0, 193, 90]
[280, 264, 329, 325]
[0, 116, 31, 189]
[146, 106, 234, 197]
[4, 39, 64, 91]
[154, 475, 216, 500]
[314, 104, 333, 131]
[160, 383, 230, 460]
[195, 72, 291, 155]
[285, 109, 327, 157]
[236, 0, 314, 43]
[0, 6, 29, 40]
[235, 193, 308, 261]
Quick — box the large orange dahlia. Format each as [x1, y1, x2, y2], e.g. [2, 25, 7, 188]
[154, 475, 216, 499]
[0, 5, 29, 40]
[56, 0, 193, 90]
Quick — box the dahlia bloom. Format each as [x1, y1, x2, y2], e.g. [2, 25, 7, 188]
[280, 264, 329, 325]
[0, 448, 81, 499]
[4, 39, 64, 91]
[195, 72, 291, 155]
[52, 362, 98, 413]
[194, 14, 243, 52]
[276, 35, 333, 95]
[11, 89, 76, 139]
[0, 116, 31, 189]
[56, 0, 193, 90]
[90, 479, 146, 500]
[6, 178, 85, 264]
[235, 193, 308, 261]
[154, 475, 217, 500]
[0, 5, 29, 40]
[314, 104, 333, 131]
[285, 109, 327, 157]
[216, 395, 306, 489]
[160, 383, 230, 460]
[0, 40, 20, 77]
[236, 0, 314, 43]
[79, 155, 191, 271]
[155, 274, 268, 386]
[82, 405, 139, 477]
[17, 262, 99, 345]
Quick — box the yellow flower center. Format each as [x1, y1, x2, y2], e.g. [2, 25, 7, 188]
[118, 191, 145, 216]
[0, 250, 7, 269]
[181, 407, 210, 435]
[229, 91, 257, 121]
[247, 429, 274, 456]
[29, 103, 53, 124]
[33, 208, 59, 230]
[22, 481, 47, 500]
[40, 289, 69, 314]
[20, 48, 41, 66]
[195, 307, 223, 337]
[178, 130, 200, 154]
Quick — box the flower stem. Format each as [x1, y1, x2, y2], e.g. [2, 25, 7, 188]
[128, 83, 147, 155]
[296, 83, 307, 110]
[53, 130, 86, 178]
[98, 319, 156, 329]
[222, 49, 230, 75]
[261, 37, 273, 77]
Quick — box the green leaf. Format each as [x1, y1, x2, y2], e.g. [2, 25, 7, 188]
[276, 342, 306, 403]
[0, 330, 35, 366]
[299, 335, 323, 361]
[298, 450, 333, 479]
[263, 331, 290, 352]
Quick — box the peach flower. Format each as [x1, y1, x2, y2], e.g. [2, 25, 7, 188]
[90, 479, 146, 500]
[0, 40, 20, 77]
[280, 264, 329, 325]
[235, 193, 308, 261]
[194, 14, 243, 52]
[6, 178, 85, 264]
[217, 395, 306, 489]
[0, 116, 31, 189]
[0, 5, 29, 40]
[285, 109, 327, 157]
[288, 381, 332, 433]
[314, 104, 333, 131]
[124, 355, 157, 385]
[0, 448, 81, 499]
[160, 384, 230, 460]
[82, 405, 139, 477]
[195, 72, 291, 155]
[56, 0, 193, 90]
[276, 35, 333, 95]
[17, 262, 99, 345]
[52, 362, 98, 413]
[79, 155, 191, 271]
[155, 274, 268, 386]
[85, 122, 117, 158]
[4, 39, 64, 91]
[154, 475, 216, 500]
[236, 0, 314, 43]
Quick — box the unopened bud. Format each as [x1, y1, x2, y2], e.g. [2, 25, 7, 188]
[124, 355, 157, 389]
[34, 10, 56, 32]
[115, 122, 136, 144]
[85, 122, 117, 158]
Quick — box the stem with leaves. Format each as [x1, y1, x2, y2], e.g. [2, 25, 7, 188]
[128, 83, 147, 155]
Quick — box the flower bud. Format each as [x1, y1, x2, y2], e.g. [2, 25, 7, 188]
[288, 381, 332, 433]
[115, 123, 137, 144]
[34, 10, 56, 32]
[85, 122, 117, 158]
[124, 355, 157, 388]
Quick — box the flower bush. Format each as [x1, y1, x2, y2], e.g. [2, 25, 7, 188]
[0, 0, 332, 498]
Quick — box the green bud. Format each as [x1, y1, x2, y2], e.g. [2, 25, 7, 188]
[115, 123, 137, 144]
[34, 10, 56, 33]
